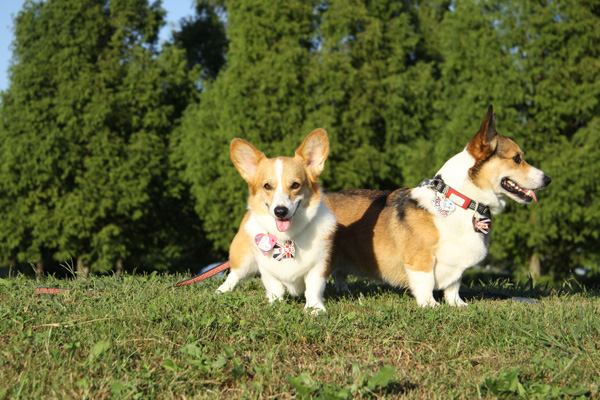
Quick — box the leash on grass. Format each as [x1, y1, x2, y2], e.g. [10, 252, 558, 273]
[171, 260, 230, 287]
[35, 287, 73, 295]
[34, 260, 231, 295]
[35, 287, 105, 295]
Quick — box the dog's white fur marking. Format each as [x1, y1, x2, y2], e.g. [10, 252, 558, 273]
[270, 159, 301, 219]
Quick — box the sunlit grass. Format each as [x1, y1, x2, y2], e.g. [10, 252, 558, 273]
[1, 273, 598, 398]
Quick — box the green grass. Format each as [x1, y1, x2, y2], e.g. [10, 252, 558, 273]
[1, 272, 599, 399]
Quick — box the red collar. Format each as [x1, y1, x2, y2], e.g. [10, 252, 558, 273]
[419, 176, 491, 218]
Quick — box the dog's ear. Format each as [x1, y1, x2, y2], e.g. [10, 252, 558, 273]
[295, 128, 330, 177]
[230, 138, 265, 182]
[467, 105, 498, 158]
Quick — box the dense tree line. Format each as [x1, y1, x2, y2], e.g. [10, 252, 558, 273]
[1, 0, 598, 281]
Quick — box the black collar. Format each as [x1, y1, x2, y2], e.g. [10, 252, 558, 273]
[419, 175, 491, 219]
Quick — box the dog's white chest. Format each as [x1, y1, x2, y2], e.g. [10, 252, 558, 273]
[244, 202, 336, 284]
[413, 186, 489, 287]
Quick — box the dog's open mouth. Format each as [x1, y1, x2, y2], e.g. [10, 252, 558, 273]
[276, 219, 291, 232]
[501, 178, 537, 203]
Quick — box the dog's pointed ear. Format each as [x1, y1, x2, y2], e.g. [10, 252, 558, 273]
[468, 105, 498, 158]
[230, 138, 265, 182]
[295, 128, 330, 177]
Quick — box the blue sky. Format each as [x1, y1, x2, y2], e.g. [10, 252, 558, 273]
[0, 1, 197, 93]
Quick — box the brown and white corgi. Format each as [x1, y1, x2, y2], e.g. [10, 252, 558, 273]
[216, 129, 337, 313]
[324, 106, 551, 307]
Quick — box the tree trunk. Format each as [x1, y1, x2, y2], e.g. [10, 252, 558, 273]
[116, 257, 124, 276]
[77, 258, 90, 279]
[36, 260, 44, 278]
[529, 254, 541, 278]
[8, 259, 16, 278]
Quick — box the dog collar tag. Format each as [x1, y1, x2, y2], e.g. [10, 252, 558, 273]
[472, 216, 492, 235]
[255, 233, 277, 255]
[273, 240, 295, 261]
[432, 195, 455, 217]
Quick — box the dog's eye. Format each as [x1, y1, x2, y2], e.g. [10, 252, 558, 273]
[513, 155, 522, 164]
[264, 183, 272, 190]
[291, 182, 300, 190]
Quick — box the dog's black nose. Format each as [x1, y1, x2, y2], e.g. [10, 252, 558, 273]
[274, 206, 289, 218]
[543, 174, 552, 186]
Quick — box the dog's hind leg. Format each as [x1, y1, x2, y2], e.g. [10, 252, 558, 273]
[331, 266, 349, 293]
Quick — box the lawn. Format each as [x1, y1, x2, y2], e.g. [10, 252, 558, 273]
[1, 272, 598, 399]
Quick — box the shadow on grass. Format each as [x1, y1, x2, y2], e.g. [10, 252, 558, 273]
[324, 272, 600, 305]
[378, 380, 419, 396]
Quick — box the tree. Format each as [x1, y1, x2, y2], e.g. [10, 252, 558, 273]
[0, 0, 201, 275]
[170, 0, 228, 81]
[305, 0, 449, 190]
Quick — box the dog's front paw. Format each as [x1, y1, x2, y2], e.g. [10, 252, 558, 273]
[267, 293, 285, 303]
[305, 303, 326, 316]
[444, 290, 468, 307]
[215, 285, 230, 294]
[417, 297, 439, 308]
[448, 297, 468, 307]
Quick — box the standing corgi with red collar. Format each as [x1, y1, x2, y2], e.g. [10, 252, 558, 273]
[324, 106, 552, 307]
[217, 129, 337, 313]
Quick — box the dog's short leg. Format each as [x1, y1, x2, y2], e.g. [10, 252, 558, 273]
[332, 268, 349, 293]
[216, 270, 242, 294]
[444, 280, 468, 306]
[304, 267, 327, 314]
[216, 256, 257, 294]
[405, 267, 438, 307]
[261, 271, 286, 303]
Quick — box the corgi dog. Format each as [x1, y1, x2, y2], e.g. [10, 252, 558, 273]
[216, 129, 337, 313]
[324, 106, 551, 307]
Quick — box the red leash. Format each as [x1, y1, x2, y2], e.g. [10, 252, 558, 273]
[172, 260, 231, 287]
[35, 287, 72, 295]
[35, 287, 105, 295]
[35, 261, 231, 294]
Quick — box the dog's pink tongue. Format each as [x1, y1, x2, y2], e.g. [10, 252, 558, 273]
[527, 189, 537, 202]
[276, 219, 291, 232]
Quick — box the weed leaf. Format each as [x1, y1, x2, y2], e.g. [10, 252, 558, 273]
[289, 373, 319, 396]
[89, 340, 110, 359]
[367, 365, 396, 391]
[162, 358, 180, 372]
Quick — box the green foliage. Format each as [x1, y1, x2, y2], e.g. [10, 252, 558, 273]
[288, 364, 397, 398]
[481, 367, 589, 398]
[170, 0, 228, 80]
[0, 0, 202, 273]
